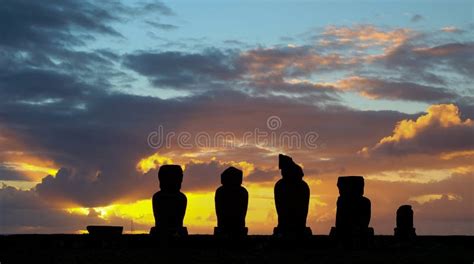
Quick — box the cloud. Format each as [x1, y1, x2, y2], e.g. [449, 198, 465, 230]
[0, 185, 101, 233]
[0, 69, 93, 103]
[138, 1, 174, 16]
[440, 26, 464, 34]
[0, 185, 152, 234]
[123, 27, 468, 104]
[380, 42, 474, 82]
[246, 168, 278, 182]
[123, 46, 345, 101]
[410, 14, 423, 23]
[182, 160, 226, 191]
[0, 0, 173, 94]
[332, 76, 457, 102]
[0, 166, 27, 181]
[123, 49, 243, 90]
[145, 20, 179, 31]
[240, 45, 359, 79]
[362, 104, 474, 156]
[0, 0, 122, 51]
[321, 25, 412, 50]
[0, 0, 174, 51]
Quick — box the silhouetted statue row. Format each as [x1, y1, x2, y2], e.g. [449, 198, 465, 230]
[149, 154, 416, 244]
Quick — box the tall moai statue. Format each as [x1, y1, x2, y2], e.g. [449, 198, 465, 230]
[394, 205, 416, 241]
[273, 154, 312, 237]
[214, 166, 249, 237]
[150, 165, 188, 236]
[330, 176, 374, 247]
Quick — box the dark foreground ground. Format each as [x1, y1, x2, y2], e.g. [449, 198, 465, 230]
[1, 235, 473, 264]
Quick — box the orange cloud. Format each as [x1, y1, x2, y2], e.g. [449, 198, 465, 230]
[322, 25, 413, 50]
[361, 104, 474, 156]
[240, 46, 357, 79]
[2, 162, 58, 180]
[379, 104, 472, 143]
[440, 150, 474, 160]
[0, 129, 59, 183]
[136, 153, 174, 173]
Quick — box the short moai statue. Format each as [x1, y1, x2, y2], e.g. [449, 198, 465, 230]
[273, 154, 312, 237]
[150, 165, 188, 237]
[394, 205, 416, 241]
[330, 176, 374, 248]
[214, 166, 249, 237]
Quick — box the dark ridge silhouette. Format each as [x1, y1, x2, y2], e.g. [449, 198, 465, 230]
[2, 234, 473, 264]
[150, 165, 188, 237]
[86, 225, 123, 236]
[214, 166, 249, 237]
[395, 204, 416, 241]
[273, 154, 312, 237]
[330, 176, 374, 248]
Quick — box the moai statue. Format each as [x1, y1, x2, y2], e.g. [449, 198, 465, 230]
[394, 205, 416, 241]
[330, 176, 374, 248]
[214, 166, 249, 237]
[150, 165, 188, 237]
[273, 154, 312, 237]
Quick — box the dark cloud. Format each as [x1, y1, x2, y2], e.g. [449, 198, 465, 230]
[139, 1, 174, 16]
[0, 166, 27, 181]
[0, 69, 92, 103]
[410, 14, 423, 23]
[380, 42, 474, 82]
[0, 0, 137, 112]
[182, 161, 225, 192]
[338, 77, 458, 102]
[0, 185, 151, 234]
[372, 124, 474, 156]
[0, 0, 122, 51]
[123, 49, 244, 90]
[123, 46, 348, 102]
[145, 20, 178, 31]
[0, 0, 175, 51]
[246, 168, 278, 183]
[0, 186, 98, 233]
[223, 40, 247, 46]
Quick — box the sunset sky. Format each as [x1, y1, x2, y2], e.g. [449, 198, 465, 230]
[0, 0, 473, 235]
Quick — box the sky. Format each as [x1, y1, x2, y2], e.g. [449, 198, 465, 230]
[0, 0, 473, 235]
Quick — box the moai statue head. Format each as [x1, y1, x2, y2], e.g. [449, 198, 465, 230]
[221, 166, 243, 187]
[158, 165, 183, 192]
[397, 205, 414, 229]
[337, 176, 364, 197]
[279, 154, 304, 181]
